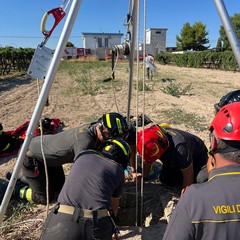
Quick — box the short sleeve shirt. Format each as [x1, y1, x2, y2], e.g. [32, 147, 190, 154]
[58, 150, 125, 210]
[160, 128, 208, 170]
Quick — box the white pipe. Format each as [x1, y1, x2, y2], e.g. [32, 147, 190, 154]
[214, 0, 240, 67]
[127, 0, 138, 123]
[0, 0, 83, 223]
[135, 0, 140, 228]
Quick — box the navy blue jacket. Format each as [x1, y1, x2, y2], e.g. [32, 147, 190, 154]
[163, 164, 240, 240]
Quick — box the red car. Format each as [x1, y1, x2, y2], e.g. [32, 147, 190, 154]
[105, 53, 124, 61]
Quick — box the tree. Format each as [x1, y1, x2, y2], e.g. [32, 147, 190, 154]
[66, 42, 74, 47]
[176, 23, 194, 50]
[219, 13, 240, 51]
[216, 37, 222, 51]
[176, 22, 209, 51]
[192, 22, 210, 51]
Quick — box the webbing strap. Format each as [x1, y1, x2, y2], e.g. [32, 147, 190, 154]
[2, 143, 10, 151]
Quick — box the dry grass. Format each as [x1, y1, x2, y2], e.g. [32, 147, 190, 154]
[68, 55, 99, 63]
[1, 61, 240, 239]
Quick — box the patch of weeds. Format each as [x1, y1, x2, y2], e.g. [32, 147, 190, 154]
[61, 61, 123, 95]
[1, 201, 35, 234]
[75, 77, 99, 95]
[114, 79, 124, 91]
[64, 85, 82, 95]
[100, 78, 123, 92]
[85, 115, 100, 125]
[161, 82, 193, 97]
[136, 80, 152, 91]
[161, 109, 207, 131]
[75, 66, 99, 95]
[160, 77, 175, 83]
[0, 201, 44, 240]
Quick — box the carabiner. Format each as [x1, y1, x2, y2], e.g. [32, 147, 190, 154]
[40, 7, 66, 39]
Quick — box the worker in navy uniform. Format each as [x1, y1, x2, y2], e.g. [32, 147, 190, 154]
[40, 137, 131, 240]
[163, 102, 240, 240]
[1, 112, 129, 205]
[188, 89, 240, 185]
[137, 124, 208, 195]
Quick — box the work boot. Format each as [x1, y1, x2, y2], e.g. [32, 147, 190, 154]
[0, 179, 9, 204]
[6, 171, 29, 185]
[0, 178, 33, 204]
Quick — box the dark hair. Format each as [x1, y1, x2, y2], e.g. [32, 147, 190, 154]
[211, 131, 240, 163]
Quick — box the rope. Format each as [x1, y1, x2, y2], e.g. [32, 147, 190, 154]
[111, 52, 120, 113]
[36, 79, 50, 218]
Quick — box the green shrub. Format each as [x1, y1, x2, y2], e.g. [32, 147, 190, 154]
[161, 82, 193, 97]
[155, 51, 238, 71]
[161, 109, 207, 131]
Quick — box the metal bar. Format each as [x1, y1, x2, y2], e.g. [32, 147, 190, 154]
[0, 0, 83, 223]
[126, 0, 138, 123]
[140, 0, 147, 229]
[112, 49, 115, 79]
[214, 0, 240, 67]
[135, 0, 140, 228]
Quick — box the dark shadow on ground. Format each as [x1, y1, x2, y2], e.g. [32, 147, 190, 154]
[0, 155, 17, 166]
[117, 180, 181, 227]
[0, 74, 33, 93]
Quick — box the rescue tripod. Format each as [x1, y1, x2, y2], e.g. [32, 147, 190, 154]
[1, 1, 239, 239]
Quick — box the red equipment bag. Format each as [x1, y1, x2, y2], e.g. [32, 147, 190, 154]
[0, 118, 63, 158]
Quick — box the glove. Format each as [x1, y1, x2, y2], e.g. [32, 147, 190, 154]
[124, 166, 132, 180]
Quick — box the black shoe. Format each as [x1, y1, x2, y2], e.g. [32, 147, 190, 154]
[0, 179, 9, 204]
[0, 178, 30, 204]
[6, 171, 29, 185]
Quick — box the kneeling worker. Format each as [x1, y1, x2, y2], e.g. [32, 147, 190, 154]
[20, 112, 129, 204]
[137, 124, 208, 195]
[40, 137, 131, 240]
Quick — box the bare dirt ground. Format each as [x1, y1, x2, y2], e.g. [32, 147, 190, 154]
[0, 62, 240, 239]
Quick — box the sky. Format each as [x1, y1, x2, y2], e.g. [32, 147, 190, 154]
[0, 0, 239, 50]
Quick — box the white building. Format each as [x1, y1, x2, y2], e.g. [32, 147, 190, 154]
[81, 32, 123, 59]
[141, 28, 168, 56]
[81, 28, 167, 59]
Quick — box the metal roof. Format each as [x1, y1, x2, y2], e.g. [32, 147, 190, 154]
[82, 32, 123, 37]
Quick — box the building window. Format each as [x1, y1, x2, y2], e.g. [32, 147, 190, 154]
[104, 38, 109, 47]
[98, 38, 102, 47]
[156, 31, 161, 34]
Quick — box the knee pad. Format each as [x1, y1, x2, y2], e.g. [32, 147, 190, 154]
[23, 157, 35, 170]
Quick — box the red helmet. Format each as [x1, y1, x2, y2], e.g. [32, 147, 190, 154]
[210, 102, 240, 140]
[137, 125, 169, 163]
